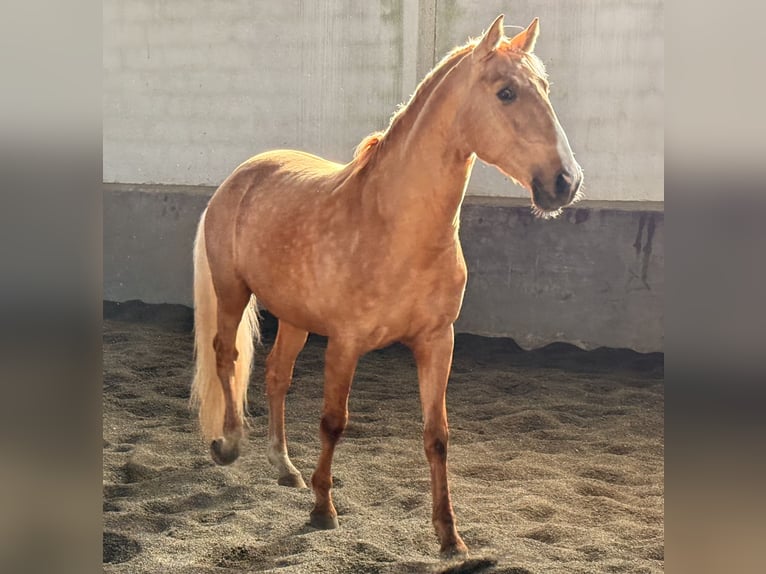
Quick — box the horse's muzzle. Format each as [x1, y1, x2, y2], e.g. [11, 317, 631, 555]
[532, 167, 583, 211]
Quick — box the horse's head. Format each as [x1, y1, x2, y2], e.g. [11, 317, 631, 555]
[458, 14, 583, 218]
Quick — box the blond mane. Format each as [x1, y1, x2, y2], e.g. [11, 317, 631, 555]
[351, 40, 478, 165]
[351, 36, 548, 167]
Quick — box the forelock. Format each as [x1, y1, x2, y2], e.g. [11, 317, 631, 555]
[520, 52, 548, 83]
[495, 40, 548, 83]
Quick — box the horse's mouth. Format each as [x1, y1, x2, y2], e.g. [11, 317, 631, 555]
[530, 178, 584, 219]
[531, 203, 564, 220]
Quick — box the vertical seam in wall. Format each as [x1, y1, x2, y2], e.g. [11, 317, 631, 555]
[401, 0, 419, 99]
[416, 0, 438, 81]
[432, 0, 438, 66]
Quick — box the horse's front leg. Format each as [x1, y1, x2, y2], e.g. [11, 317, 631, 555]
[411, 325, 468, 557]
[309, 338, 360, 529]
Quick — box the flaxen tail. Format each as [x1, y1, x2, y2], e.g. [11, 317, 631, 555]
[191, 209, 259, 463]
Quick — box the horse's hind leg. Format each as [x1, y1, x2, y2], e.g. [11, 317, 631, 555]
[411, 325, 468, 557]
[210, 281, 251, 465]
[309, 338, 360, 529]
[266, 320, 309, 487]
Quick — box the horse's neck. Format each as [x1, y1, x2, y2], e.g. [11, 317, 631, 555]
[366, 61, 474, 242]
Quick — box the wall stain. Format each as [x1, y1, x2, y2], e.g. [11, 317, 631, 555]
[574, 208, 589, 224]
[564, 208, 589, 225]
[633, 213, 646, 254]
[641, 214, 655, 285]
[630, 213, 655, 290]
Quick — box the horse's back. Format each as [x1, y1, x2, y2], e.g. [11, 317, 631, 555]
[205, 149, 349, 254]
[209, 149, 347, 211]
[235, 150, 347, 192]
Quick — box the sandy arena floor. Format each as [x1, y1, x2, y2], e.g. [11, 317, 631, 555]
[103, 301, 663, 573]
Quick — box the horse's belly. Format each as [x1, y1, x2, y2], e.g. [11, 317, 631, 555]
[245, 252, 466, 349]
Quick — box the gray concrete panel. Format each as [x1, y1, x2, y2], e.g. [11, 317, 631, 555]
[455, 197, 663, 352]
[104, 185, 663, 352]
[103, 185, 212, 305]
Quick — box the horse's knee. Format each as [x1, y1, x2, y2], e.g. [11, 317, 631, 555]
[264, 349, 279, 375]
[265, 359, 290, 398]
[320, 412, 347, 444]
[424, 426, 449, 462]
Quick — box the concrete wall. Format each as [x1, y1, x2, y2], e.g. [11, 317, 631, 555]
[103, 1, 407, 185]
[103, 0, 663, 202]
[104, 185, 663, 352]
[456, 197, 663, 352]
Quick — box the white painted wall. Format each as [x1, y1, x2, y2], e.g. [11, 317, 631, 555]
[103, 1, 406, 185]
[104, 0, 663, 201]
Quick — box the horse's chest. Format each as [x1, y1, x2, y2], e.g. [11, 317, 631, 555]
[357, 251, 467, 333]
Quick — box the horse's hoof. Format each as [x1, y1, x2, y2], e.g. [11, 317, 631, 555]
[309, 510, 339, 530]
[278, 473, 307, 488]
[439, 539, 469, 559]
[210, 438, 240, 466]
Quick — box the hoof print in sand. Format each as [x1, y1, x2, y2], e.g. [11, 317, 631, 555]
[579, 466, 628, 485]
[216, 546, 270, 570]
[435, 557, 498, 574]
[580, 544, 608, 561]
[217, 538, 309, 570]
[521, 526, 562, 545]
[575, 481, 619, 499]
[198, 510, 236, 524]
[353, 541, 396, 563]
[121, 460, 161, 483]
[103, 501, 121, 512]
[103, 532, 141, 564]
[514, 500, 556, 522]
[398, 493, 426, 512]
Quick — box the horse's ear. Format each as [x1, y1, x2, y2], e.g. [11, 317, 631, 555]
[473, 14, 505, 60]
[509, 17, 540, 53]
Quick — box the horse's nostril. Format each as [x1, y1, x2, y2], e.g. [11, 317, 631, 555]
[555, 171, 572, 199]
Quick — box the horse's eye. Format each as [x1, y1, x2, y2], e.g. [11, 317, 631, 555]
[496, 87, 516, 103]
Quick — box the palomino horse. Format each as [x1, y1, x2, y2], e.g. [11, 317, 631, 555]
[192, 14, 582, 556]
